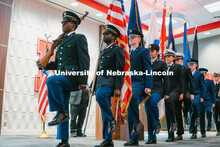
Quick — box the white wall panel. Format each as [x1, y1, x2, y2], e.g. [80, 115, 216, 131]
[176, 35, 220, 72]
[2, 0, 99, 135]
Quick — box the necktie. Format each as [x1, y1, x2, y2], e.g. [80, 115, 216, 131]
[130, 50, 134, 55]
[167, 65, 171, 71]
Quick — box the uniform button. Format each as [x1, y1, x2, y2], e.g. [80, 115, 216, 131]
[60, 52, 62, 54]
[68, 45, 71, 47]
[72, 68, 74, 70]
[59, 63, 61, 65]
[102, 56, 104, 58]
[61, 47, 63, 49]
[101, 61, 103, 63]
[100, 66, 102, 68]
[60, 57, 62, 60]
[107, 56, 109, 57]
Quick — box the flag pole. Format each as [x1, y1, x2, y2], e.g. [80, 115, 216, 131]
[115, 98, 119, 121]
[37, 34, 51, 139]
[83, 53, 100, 137]
[163, 1, 167, 7]
[114, 97, 120, 134]
[83, 28, 104, 136]
[37, 122, 50, 138]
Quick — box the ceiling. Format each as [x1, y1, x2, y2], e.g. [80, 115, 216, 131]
[39, 0, 220, 44]
[96, 0, 220, 28]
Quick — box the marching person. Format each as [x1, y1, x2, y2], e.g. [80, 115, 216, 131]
[124, 29, 153, 146]
[144, 44, 169, 144]
[213, 72, 220, 136]
[69, 88, 89, 137]
[187, 59, 206, 139]
[174, 52, 195, 126]
[198, 68, 216, 138]
[164, 49, 184, 142]
[94, 24, 125, 147]
[36, 11, 90, 147]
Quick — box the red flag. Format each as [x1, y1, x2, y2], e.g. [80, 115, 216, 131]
[160, 7, 166, 60]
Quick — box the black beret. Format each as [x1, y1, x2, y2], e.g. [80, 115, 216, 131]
[148, 44, 159, 51]
[128, 29, 143, 38]
[62, 11, 81, 25]
[103, 24, 120, 37]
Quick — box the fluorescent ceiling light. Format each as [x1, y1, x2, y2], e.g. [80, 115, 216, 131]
[204, 1, 220, 13]
[71, 2, 79, 7]
[96, 13, 103, 17]
[204, 32, 210, 35]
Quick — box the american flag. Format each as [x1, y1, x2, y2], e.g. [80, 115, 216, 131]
[38, 45, 50, 123]
[106, 0, 132, 117]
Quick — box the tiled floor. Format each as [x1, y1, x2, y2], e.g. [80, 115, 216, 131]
[0, 131, 219, 147]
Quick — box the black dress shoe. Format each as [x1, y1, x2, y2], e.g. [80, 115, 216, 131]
[201, 134, 206, 138]
[153, 124, 161, 135]
[195, 117, 200, 126]
[124, 140, 139, 146]
[175, 135, 183, 140]
[216, 131, 220, 136]
[165, 138, 175, 142]
[131, 121, 143, 135]
[190, 134, 197, 139]
[56, 142, 70, 147]
[94, 140, 114, 147]
[207, 124, 211, 131]
[169, 123, 177, 133]
[77, 131, 85, 137]
[145, 140, 157, 144]
[48, 111, 69, 126]
[108, 119, 116, 134]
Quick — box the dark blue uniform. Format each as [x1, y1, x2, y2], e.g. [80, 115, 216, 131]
[189, 70, 207, 134]
[182, 66, 195, 120]
[95, 43, 125, 141]
[200, 79, 216, 134]
[128, 46, 153, 140]
[144, 59, 169, 142]
[214, 82, 220, 133]
[45, 33, 90, 140]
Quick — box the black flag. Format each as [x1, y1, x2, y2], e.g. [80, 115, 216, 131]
[192, 28, 198, 60]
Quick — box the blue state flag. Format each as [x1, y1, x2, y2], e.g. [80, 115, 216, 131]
[183, 22, 191, 66]
[127, 0, 144, 48]
[167, 13, 176, 51]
